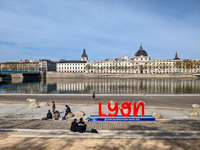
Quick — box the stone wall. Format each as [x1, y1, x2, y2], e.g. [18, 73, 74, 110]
[45, 72, 196, 78]
[40, 71, 46, 78]
[23, 74, 41, 79]
[11, 74, 23, 78]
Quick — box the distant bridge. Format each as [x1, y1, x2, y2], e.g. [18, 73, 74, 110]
[0, 70, 41, 82]
[0, 70, 40, 75]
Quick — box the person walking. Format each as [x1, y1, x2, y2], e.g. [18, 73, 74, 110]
[92, 91, 95, 100]
[64, 105, 71, 118]
[142, 88, 145, 95]
[52, 101, 56, 115]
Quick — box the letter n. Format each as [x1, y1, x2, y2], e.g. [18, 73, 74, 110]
[133, 102, 145, 117]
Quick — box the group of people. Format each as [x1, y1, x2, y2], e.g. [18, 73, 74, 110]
[46, 101, 87, 133]
[46, 101, 72, 120]
[70, 118, 87, 133]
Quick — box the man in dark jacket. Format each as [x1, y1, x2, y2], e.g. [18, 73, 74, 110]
[70, 119, 78, 132]
[77, 118, 87, 133]
[47, 110, 52, 119]
[64, 105, 71, 118]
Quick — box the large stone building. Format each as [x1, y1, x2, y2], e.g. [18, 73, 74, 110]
[57, 49, 87, 73]
[1, 62, 40, 71]
[57, 44, 200, 74]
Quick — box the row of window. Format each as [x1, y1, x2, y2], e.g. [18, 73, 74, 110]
[57, 67, 199, 72]
[135, 58, 148, 60]
[88, 62, 177, 66]
[87, 70, 200, 74]
[58, 62, 200, 67]
[57, 70, 199, 74]
[57, 62, 177, 66]
[58, 70, 85, 73]
[86, 69, 199, 72]
[58, 63, 85, 66]
[58, 67, 83, 69]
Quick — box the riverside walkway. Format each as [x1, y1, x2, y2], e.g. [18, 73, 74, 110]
[0, 94, 199, 108]
[0, 94, 200, 150]
[0, 98, 200, 131]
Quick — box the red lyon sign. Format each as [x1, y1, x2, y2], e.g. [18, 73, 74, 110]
[99, 101, 145, 117]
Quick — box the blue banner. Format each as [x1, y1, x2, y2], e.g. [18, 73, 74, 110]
[90, 115, 153, 118]
[89, 115, 155, 121]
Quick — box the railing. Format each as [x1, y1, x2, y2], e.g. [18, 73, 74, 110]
[0, 70, 40, 74]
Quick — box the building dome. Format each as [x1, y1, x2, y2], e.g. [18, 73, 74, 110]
[135, 44, 148, 56]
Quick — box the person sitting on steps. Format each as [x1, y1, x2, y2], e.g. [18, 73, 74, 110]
[64, 105, 71, 118]
[55, 111, 60, 120]
[70, 119, 78, 132]
[47, 110, 52, 119]
[77, 118, 87, 133]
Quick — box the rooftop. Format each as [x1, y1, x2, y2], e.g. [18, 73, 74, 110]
[59, 59, 87, 63]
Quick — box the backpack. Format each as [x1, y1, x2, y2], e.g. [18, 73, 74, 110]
[91, 129, 98, 133]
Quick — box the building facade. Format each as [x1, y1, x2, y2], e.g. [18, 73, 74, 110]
[56, 49, 88, 73]
[1, 62, 40, 71]
[57, 44, 200, 74]
[39, 59, 56, 72]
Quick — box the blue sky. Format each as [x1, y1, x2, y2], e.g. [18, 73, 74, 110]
[0, 0, 200, 62]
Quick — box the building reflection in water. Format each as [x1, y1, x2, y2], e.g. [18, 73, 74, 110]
[0, 78, 199, 94]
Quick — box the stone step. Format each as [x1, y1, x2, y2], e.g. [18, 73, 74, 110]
[2, 128, 200, 137]
[10, 134, 200, 139]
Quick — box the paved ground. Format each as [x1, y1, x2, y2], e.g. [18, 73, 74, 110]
[0, 94, 199, 131]
[0, 118, 200, 131]
[1, 131, 200, 150]
[0, 103, 200, 120]
[0, 95, 199, 130]
[0, 102, 200, 131]
[0, 94, 200, 108]
[0, 94, 200, 149]
[3, 129, 200, 138]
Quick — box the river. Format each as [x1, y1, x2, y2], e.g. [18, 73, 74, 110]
[0, 78, 199, 94]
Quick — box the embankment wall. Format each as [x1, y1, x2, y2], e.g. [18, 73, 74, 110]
[45, 72, 196, 78]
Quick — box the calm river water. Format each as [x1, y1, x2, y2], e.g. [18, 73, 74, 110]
[0, 78, 199, 94]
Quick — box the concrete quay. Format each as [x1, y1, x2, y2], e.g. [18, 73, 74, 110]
[0, 94, 200, 150]
[0, 103, 200, 120]
[0, 94, 199, 132]
[0, 100, 199, 131]
[44, 72, 198, 78]
[0, 94, 199, 109]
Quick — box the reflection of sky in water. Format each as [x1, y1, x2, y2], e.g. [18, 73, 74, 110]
[0, 78, 200, 94]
